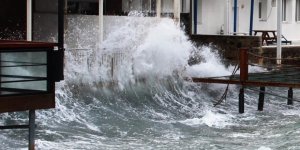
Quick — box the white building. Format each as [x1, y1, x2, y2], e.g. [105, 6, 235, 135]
[192, 0, 300, 42]
[1, 0, 299, 43]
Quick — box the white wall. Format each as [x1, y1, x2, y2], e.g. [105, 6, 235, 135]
[191, 0, 300, 40]
[237, 0, 251, 34]
[196, 0, 227, 35]
[162, 0, 174, 13]
[253, 0, 277, 31]
[252, 0, 300, 41]
[181, 0, 190, 13]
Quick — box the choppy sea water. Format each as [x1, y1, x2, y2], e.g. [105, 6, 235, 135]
[1, 18, 300, 150]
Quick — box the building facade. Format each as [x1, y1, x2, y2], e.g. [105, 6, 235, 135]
[192, 0, 300, 42]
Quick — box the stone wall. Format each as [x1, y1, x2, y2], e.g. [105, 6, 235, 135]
[190, 34, 300, 65]
[190, 34, 261, 60]
[260, 46, 300, 65]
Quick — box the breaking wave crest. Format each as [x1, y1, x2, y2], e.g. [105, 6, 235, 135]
[2, 16, 300, 150]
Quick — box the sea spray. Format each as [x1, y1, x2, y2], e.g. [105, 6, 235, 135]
[2, 15, 298, 150]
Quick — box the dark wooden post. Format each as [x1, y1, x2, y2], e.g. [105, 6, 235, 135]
[239, 48, 248, 82]
[239, 88, 245, 113]
[239, 48, 248, 113]
[258, 87, 265, 111]
[288, 87, 293, 105]
[29, 110, 35, 150]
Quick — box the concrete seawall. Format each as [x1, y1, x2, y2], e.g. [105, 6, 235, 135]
[190, 35, 300, 65]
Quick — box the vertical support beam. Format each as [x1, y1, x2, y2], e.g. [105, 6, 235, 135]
[173, 0, 181, 23]
[28, 110, 35, 150]
[156, 0, 161, 18]
[258, 87, 265, 111]
[190, 0, 193, 35]
[111, 57, 114, 78]
[288, 87, 293, 105]
[239, 87, 245, 113]
[239, 48, 249, 82]
[27, 0, 32, 41]
[58, 0, 65, 49]
[193, 0, 198, 34]
[277, 0, 282, 64]
[99, 0, 104, 43]
[57, 0, 65, 81]
[239, 48, 248, 114]
[225, 0, 230, 35]
[249, 0, 254, 36]
[233, 0, 238, 34]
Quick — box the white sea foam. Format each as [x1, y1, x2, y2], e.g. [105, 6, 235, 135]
[133, 19, 192, 77]
[257, 146, 272, 150]
[185, 47, 231, 78]
[179, 110, 234, 128]
[23, 15, 275, 149]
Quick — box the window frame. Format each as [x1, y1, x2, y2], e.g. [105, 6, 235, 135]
[282, 0, 287, 22]
[296, 0, 300, 22]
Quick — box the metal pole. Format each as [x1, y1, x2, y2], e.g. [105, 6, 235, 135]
[99, 0, 104, 43]
[233, 0, 238, 34]
[57, 0, 65, 81]
[277, 0, 282, 64]
[58, 0, 65, 50]
[173, 0, 180, 23]
[29, 110, 36, 150]
[156, 0, 161, 18]
[225, 0, 230, 35]
[193, 0, 198, 34]
[26, 0, 32, 41]
[249, 0, 254, 36]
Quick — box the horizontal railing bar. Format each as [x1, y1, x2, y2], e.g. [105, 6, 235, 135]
[0, 75, 46, 80]
[1, 79, 46, 83]
[0, 88, 47, 96]
[0, 49, 51, 52]
[1, 64, 47, 67]
[1, 60, 46, 65]
[0, 125, 29, 130]
[191, 77, 300, 88]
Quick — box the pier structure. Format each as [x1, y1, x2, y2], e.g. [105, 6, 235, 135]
[191, 48, 300, 113]
[0, 40, 64, 149]
[0, 0, 65, 149]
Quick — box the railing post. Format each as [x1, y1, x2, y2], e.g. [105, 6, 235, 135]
[29, 110, 35, 150]
[239, 48, 248, 82]
[238, 48, 248, 113]
[239, 88, 244, 113]
[258, 87, 265, 111]
[288, 87, 293, 105]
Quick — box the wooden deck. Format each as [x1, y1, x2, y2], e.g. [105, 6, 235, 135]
[191, 48, 300, 113]
[192, 48, 300, 88]
[192, 68, 300, 88]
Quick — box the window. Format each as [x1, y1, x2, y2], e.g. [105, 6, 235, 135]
[161, 0, 173, 17]
[122, 0, 156, 16]
[258, 0, 267, 21]
[67, 2, 99, 15]
[282, 0, 287, 21]
[271, 0, 276, 7]
[259, 2, 262, 19]
[296, 0, 300, 21]
[181, 0, 190, 13]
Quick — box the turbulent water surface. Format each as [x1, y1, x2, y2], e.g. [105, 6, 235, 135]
[1, 17, 300, 150]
